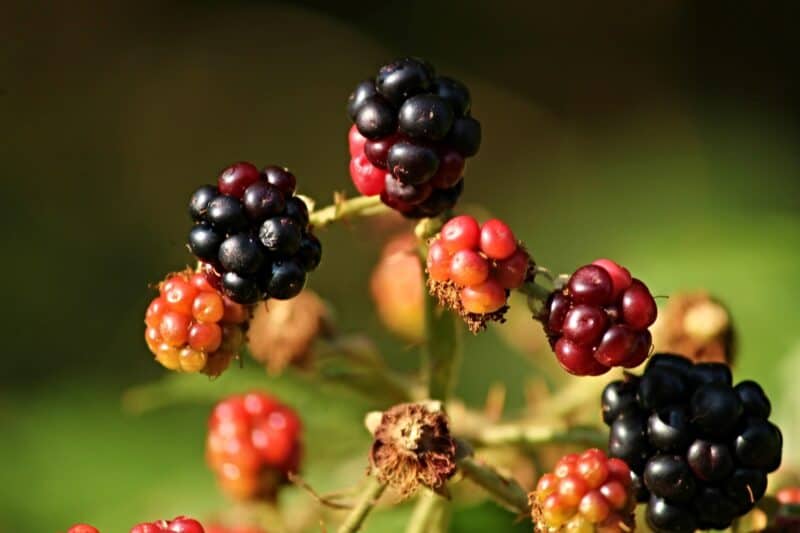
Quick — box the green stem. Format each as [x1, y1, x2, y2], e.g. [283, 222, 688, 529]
[422, 288, 461, 402]
[309, 194, 389, 228]
[406, 490, 450, 533]
[474, 423, 608, 449]
[518, 279, 553, 309]
[457, 456, 530, 515]
[336, 476, 387, 533]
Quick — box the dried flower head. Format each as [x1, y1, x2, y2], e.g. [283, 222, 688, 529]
[248, 290, 334, 373]
[651, 291, 735, 364]
[368, 401, 457, 497]
[427, 278, 510, 334]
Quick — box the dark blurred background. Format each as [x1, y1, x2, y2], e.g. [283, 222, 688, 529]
[2, 1, 799, 531]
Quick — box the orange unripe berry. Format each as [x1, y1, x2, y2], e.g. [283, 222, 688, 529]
[564, 516, 593, 533]
[555, 454, 580, 478]
[542, 493, 575, 527]
[426, 240, 452, 282]
[536, 473, 560, 501]
[145, 326, 162, 352]
[68, 526, 100, 533]
[579, 490, 610, 523]
[159, 311, 191, 346]
[179, 346, 207, 372]
[163, 277, 198, 315]
[577, 452, 610, 489]
[450, 249, 490, 286]
[493, 249, 530, 289]
[440, 215, 481, 253]
[190, 272, 218, 292]
[605, 458, 631, 486]
[193, 291, 225, 323]
[558, 474, 589, 507]
[145, 297, 167, 328]
[155, 343, 181, 370]
[479, 218, 517, 260]
[189, 322, 223, 352]
[599, 480, 628, 511]
[222, 296, 250, 324]
[460, 279, 506, 314]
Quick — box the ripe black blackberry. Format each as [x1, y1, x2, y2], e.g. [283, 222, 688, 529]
[186, 162, 321, 304]
[602, 353, 782, 533]
[347, 57, 479, 218]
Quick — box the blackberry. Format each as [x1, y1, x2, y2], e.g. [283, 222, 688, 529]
[185, 163, 321, 304]
[602, 352, 783, 531]
[543, 259, 656, 375]
[346, 57, 481, 218]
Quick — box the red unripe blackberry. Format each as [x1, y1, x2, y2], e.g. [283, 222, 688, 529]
[493, 249, 530, 289]
[159, 312, 191, 346]
[218, 162, 260, 199]
[460, 279, 506, 314]
[554, 338, 609, 376]
[450, 249, 490, 286]
[532, 449, 635, 532]
[440, 215, 481, 253]
[348, 124, 367, 157]
[563, 305, 608, 347]
[162, 276, 198, 315]
[592, 259, 632, 300]
[349, 153, 386, 196]
[426, 240, 452, 282]
[68, 526, 100, 533]
[188, 322, 223, 352]
[568, 265, 613, 307]
[145, 297, 167, 328]
[479, 219, 517, 260]
[192, 291, 225, 323]
[207, 393, 302, 500]
[621, 279, 657, 329]
[778, 487, 800, 505]
[594, 325, 637, 367]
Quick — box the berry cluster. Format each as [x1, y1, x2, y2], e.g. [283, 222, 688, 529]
[187, 162, 321, 304]
[543, 259, 656, 376]
[347, 57, 480, 218]
[67, 526, 101, 533]
[130, 517, 205, 533]
[602, 354, 783, 532]
[426, 216, 531, 331]
[530, 449, 635, 532]
[206, 392, 302, 500]
[144, 270, 248, 375]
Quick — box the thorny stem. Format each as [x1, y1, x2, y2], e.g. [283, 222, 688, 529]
[309, 194, 389, 229]
[336, 476, 387, 533]
[457, 456, 531, 516]
[406, 490, 450, 533]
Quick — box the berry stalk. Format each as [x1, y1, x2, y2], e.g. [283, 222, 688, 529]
[473, 423, 608, 449]
[457, 456, 531, 515]
[422, 285, 462, 402]
[336, 476, 387, 533]
[309, 194, 390, 229]
[406, 490, 451, 533]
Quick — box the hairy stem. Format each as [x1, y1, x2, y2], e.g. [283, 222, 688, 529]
[457, 456, 530, 515]
[422, 288, 461, 402]
[336, 476, 387, 533]
[309, 194, 389, 228]
[406, 490, 450, 533]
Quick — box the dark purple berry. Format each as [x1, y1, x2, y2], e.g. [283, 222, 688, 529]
[645, 353, 692, 377]
[355, 96, 397, 140]
[594, 325, 638, 367]
[375, 57, 433, 106]
[545, 292, 571, 335]
[266, 260, 306, 300]
[187, 224, 224, 262]
[261, 166, 297, 196]
[259, 216, 302, 255]
[690, 383, 743, 437]
[206, 195, 248, 232]
[408, 179, 462, 218]
[364, 135, 398, 169]
[735, 380, 771, 419]
[567, 265, 613, 306]
[609, 412, 650, 473]
[446, 116, 481, 157]
[243, 182, 285, 221]
[562, 304, 608, 346]
[387, 141, 440, 185]
[689, 362, 733, 387]
[188, 185, 218, 221]
[686, 439, 734, 482]
[284, 197, 309, 227]
[384, 175, 432, 205]
[398, 94, 455, 141]
[217, 162, 260, 199]
[646, 496, 696, 533]
[218, 234, 265, 275]
[347, 79, 378, 120]
[221, 271, 260, 304]
[725, 468, 767, 513]
[601, 379, 640, 425]
[638, 368, 688, 411]
[630, 470, 649, 503]
[296, 234, 322, 272]
[647, 406, 691, 452]
[733, 418, 782, 471]
[693, 487, 738, 530]
[643, 455, 696, 503]
[432, 76, 470, 117]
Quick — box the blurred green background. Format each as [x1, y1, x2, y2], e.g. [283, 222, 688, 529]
[2, 1, 800, 531]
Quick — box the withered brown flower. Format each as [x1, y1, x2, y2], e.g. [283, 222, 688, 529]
[369, 401, 457, 498]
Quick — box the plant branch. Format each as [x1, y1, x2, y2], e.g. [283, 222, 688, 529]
[336, 476, 386, 533]
[309, 194, 389, 229]
[457, 456, 530, 516]
[406, 490, 450, 533]
[422, 288, 461, 402]
[473, 423, 608, 449]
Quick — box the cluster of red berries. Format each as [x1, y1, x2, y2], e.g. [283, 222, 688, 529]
[206, 392, 302, 500]
[68, 517, 204, 533]
[347, 57, 480, 218]
[543, 259, 657, 376]
[187, 162, 321, 304]
[144, 270, 248, 375]
[531, 449, 635, 532]
[427, 215, 530, 316]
